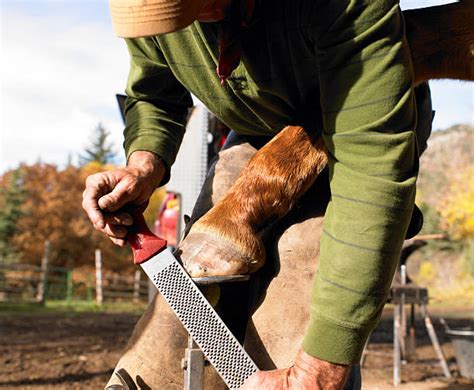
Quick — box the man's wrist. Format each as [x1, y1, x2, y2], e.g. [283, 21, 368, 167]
[294, 350, 350, 389]
[127, 150, 166, 186]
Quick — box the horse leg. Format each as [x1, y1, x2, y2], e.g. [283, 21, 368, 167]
[405, 1, 474, 84]
[180, 126, 328, 277]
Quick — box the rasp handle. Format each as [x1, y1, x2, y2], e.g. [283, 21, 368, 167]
[127, 213, 167, 265]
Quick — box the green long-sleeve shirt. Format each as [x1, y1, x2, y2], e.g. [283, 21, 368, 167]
[123, 0, 418, 364]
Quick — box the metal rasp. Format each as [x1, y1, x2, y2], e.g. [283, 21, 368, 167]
[128, 214, 258, 389]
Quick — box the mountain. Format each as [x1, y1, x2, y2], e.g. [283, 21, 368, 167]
[418, 124, 473, 207]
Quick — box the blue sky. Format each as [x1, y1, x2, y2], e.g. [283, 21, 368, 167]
[0, 0, 130, 172]
[0, 0, 472, 173]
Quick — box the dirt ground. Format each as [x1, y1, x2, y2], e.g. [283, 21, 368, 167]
[0, 310, 137, 389]
[0, 306, 472, 390]
[361, 311, 473, 390]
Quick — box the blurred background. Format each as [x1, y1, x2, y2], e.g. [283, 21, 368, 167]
[0, 0, 473, 389]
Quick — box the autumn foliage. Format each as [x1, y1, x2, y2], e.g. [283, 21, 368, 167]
[439, 165, 474, 239]
[417, 125, 474, 240]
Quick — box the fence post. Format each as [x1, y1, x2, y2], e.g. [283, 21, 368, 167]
[95, 249, 103, 305]
[36, 240, 50, 304]
[66, 270, 73, 302]
[133, 270, 141, 303]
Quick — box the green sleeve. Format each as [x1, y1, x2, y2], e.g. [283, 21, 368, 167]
[124, 37, 193, 183]
[303, 1, 418, 364]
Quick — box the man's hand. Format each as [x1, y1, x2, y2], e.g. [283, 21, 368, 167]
[82, 151, 165, 246]
[241, 350, 350, 390]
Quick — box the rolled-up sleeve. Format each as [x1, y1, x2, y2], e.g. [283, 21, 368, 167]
[124, 37, 193, 182]
[303, 1, 418, 364]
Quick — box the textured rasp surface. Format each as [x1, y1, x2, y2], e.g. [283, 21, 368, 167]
[151, 260, 258, 389]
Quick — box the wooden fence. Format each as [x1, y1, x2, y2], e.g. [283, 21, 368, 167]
[0, 249, 149, 304]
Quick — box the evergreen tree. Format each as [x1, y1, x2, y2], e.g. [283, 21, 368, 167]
[79, 123, 117, 166]
[0, 169, 25, 261]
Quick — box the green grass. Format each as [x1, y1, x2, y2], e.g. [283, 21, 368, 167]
[0, 300, 147, 316]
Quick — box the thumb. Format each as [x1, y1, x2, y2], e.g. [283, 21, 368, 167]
[98, 179, 136, 212]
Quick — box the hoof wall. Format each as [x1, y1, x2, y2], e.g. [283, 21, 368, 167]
[179, 231, 262, 278]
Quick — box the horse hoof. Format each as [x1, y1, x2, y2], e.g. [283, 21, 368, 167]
[179, 230, 264, 278]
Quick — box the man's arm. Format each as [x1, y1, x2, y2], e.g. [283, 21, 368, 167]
[302, 0, 417, 365]
[123, 37, 193, 185]
[244, 2, 417, 388]
[83, 37, 193, 242]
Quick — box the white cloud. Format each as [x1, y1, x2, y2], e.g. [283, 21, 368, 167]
[0, 3, 129, 172]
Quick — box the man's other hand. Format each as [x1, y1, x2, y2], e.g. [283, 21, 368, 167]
[82, 151, 165, 246]
[241, 350, 350, 390]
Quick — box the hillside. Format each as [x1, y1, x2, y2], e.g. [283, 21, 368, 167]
[418, 124, 473, 208]
[408, 124, 473, 301]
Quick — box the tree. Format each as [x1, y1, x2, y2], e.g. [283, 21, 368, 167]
[439, 165, 474, 240]
[0, 169, 25, 261]
[6, 163, 131, 271]
[79, 123, 117, 166]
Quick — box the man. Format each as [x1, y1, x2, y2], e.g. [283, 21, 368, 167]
[83, 0, 423, 388]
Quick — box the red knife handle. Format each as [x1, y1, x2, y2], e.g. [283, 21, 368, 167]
[127, 213, 167, 265]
